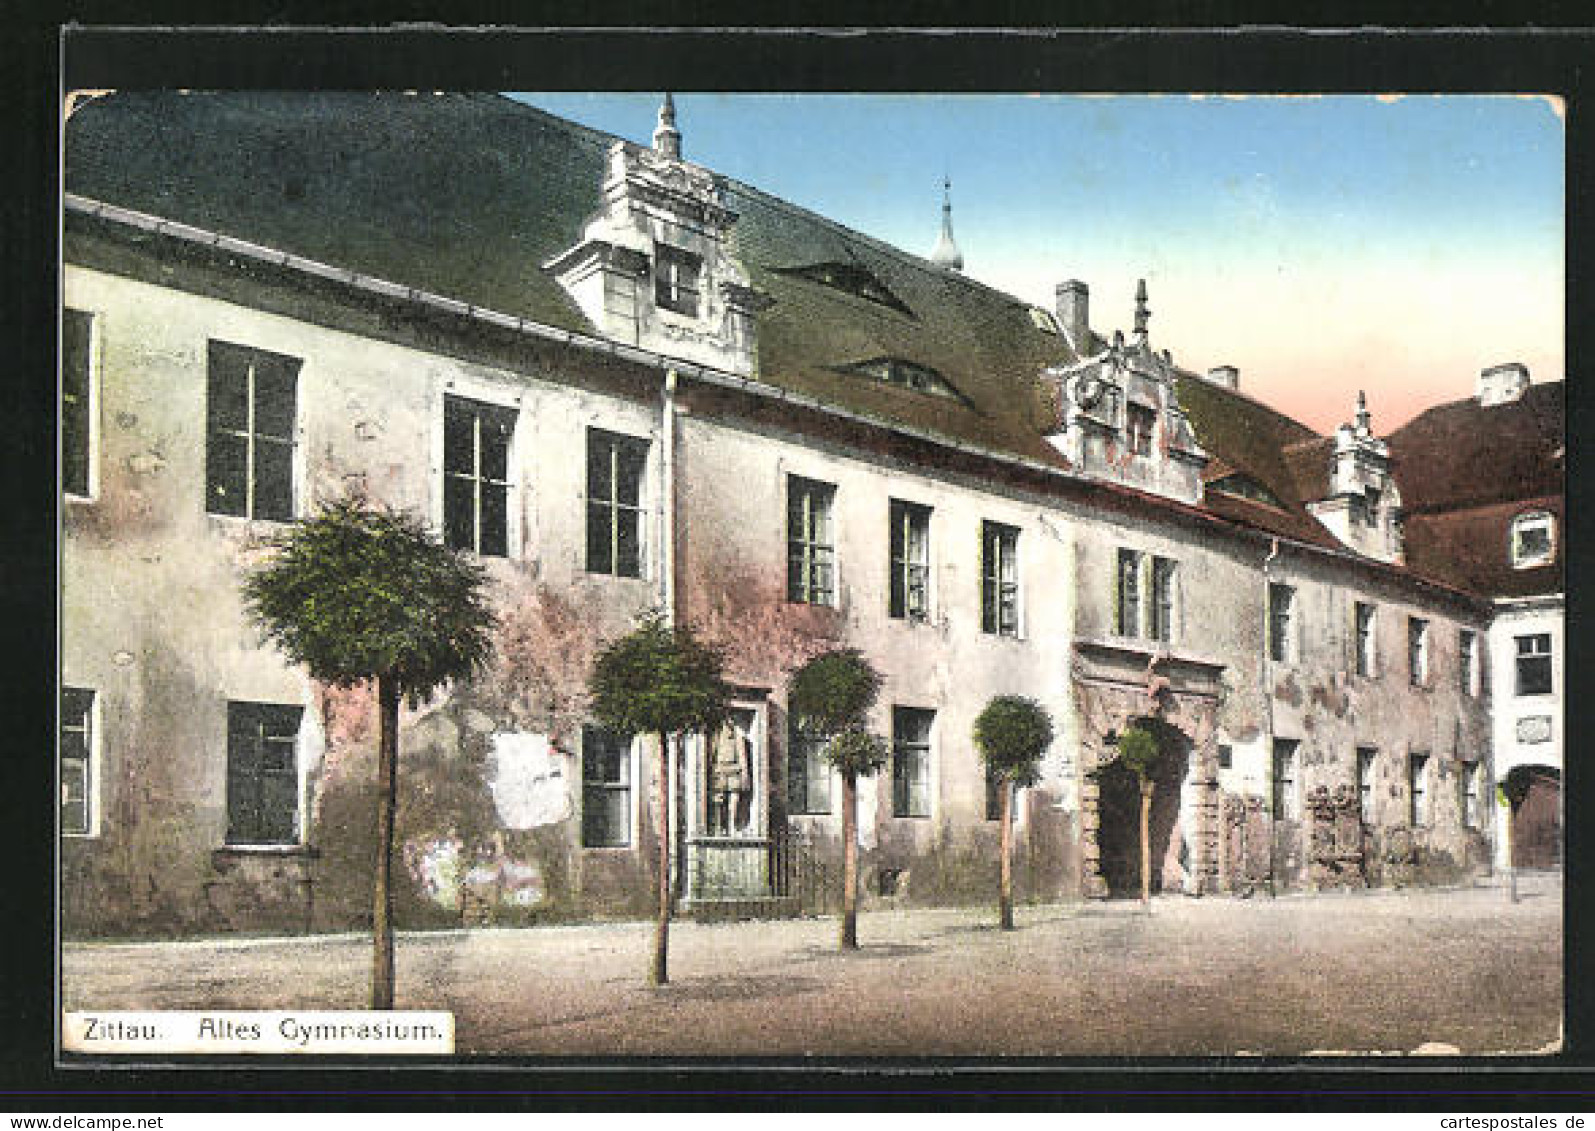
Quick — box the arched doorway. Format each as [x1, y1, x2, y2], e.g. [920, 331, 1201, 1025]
[1093, 716, 1193, 898]
[1510, 765, 1560, 870]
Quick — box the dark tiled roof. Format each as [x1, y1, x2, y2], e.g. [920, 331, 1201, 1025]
[1401, 496, 1563, 599]
[1387, 382, 1565, 513]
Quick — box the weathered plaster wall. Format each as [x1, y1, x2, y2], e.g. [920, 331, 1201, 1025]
[1488, 598, 1563, 869]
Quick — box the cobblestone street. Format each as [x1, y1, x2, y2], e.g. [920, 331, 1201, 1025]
[62, 876, 1561, 1057]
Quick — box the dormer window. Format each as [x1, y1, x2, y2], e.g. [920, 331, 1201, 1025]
[1360, 486, 1382, 526]
[776, 261, 914, 318]
[654, 245, 701, 317]
[1209, 473, 1286, 510]
[1510, 511, 1555, 569]
[1126, 402, 1156, 456]
[838, 357, 965, 403]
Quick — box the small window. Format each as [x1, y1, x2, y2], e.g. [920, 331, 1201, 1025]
[1268, 583, 1296, 664]
[839, 358, 963, 401]
[1217, 744, 1233, 770]
[444, 395, 515, 557]
[786, 718, 831, 816]
[1461, 759, 1481, 830]
[787, 476, 836, 606]
[1354, 602, 1376, 677]
[1126, 403, 1157, 456]
[1409, 753, 1430, 827]
[226, 701, 303, 846]
[980, 522, 1019, 637]
[62, 309, 95, 499]
[1208, 474, 1286, 510]
[1408, 617, 1429, 686]
[1356, 746, 1377, 825]
[1515, 633, 1552, 696]
[891, 707, 934, 819]
[581, 727, 632, 848]
[888, 500, 931, 622]
[61, 687, 95, 836]
[775, 261, 913, 318]
[1272, 738, 1299, 822]
[1510, 512, 1555, 569]
[1362, 486, 1383, 528]
[586, 429, 649, 578]
[207, 341, 300, 521]
[1459, 629, 1479, 697]
[1150, 557, 1177, 643]
[654, 245, 701, 317]
[1115, 548, 1143, 637]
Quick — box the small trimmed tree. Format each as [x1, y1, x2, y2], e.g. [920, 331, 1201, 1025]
[788, 648, 883, 950]
[242, 500, 497, 1009]
[1114, 723, 1164, 911]
[589, 614, 730, 985]
[973, 696, 1054, 930]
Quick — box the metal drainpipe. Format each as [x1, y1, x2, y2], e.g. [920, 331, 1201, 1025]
[661, 368, 679, 628]
[1262, 536, 1280, 898]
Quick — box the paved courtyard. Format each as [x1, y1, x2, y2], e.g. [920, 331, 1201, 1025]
[62, 875, 1561, 1057]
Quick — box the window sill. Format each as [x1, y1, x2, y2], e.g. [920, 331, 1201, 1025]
[214, 843, 319, 858]
[581, 844, 635, 852]
[63, 492, 97, 506]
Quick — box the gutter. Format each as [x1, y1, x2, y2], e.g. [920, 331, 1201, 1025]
[63, 192, 1490, 616]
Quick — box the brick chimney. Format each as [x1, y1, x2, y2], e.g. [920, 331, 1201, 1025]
[1477, 362, 1530, 407]
[1206, 365, 1239, 390]
[1055, 280, 1089, 350]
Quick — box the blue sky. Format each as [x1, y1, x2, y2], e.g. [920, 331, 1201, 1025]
[512, 93, 1563, 432]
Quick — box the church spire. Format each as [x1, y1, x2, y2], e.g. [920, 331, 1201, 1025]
[929, 176, 964, 271]
[652, 93, 681, 160]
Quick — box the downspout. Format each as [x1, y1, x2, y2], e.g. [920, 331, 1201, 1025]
[661, 367, 679, 628]
[1262, 536, 1280, 898]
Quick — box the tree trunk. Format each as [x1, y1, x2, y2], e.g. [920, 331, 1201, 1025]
[841, 770, 858, 950]
[652, 731, 673, 985]
[1506, 800, 1519, 904]
[999, 777, 1015, 931]
[371, 676, 400, 1010]
[1139, 778, 1154, 912]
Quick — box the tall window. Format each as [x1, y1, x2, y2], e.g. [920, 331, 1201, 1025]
[980, 521, 1019, 637]
[786, 718, 830, 816]
[888, 500, 931, 622]
[1356, 746, 1377, 825]
[1271, 738, 1299, 821]
[654, 245, 702, 317]
[1409, 753, 1430, 827]
[891, 707, 934, 818]
[1515, 633, 1552, 696]
[207, 341, 299, 521]
[1116, 548, 1142, 636]
[1268, 583, 1295, 663]
[443, 395, 515, 557]
[1150, 557, 1177, 643]
[61, 687, 95, 836]
[1509, 512, 1555, 569]
[1126, 402, 1156, 456]
[1461, 760, 1481, 830]
[1459, 629, 1479, 697]
[226, 701, 302, 846]
[1408, 617, 1429, 686]
[63, 309, 95, 498]
[787, 476, 836, 605]
[586, 429, 648, 578]
[581, 727, 631, 848]
[1354, 602, 1376, 677]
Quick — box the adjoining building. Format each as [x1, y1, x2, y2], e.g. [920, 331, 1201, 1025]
[60, 92, 1532, 936]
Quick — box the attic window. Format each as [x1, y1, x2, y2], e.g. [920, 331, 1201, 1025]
[1028, 307, 1060, 335]
[655, 245, 701, 317]
[840, 357, 961, 400]
[1510, 511, 1555, 569]
[1208, 473, 1286, 510]
[777, 262, 913, 318]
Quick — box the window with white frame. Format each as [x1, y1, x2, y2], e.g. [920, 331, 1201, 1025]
[586, 428, 648, 578]
[787, 476, 836, 605]
[1126, 402, 1156, 456]
[786, 717, 831, 816]
[1115, 548, 1142, 637]
[581, 726, 632, 848]
[1408, 617, 1429, 686]
[62, 309, 95, 499]
[443, 395, 515, 557]
[1461, 759, 1481, 829]
[654, 245, 702, 317]
[1509, 512, 1555, 569]
[888, 499, 931, 622]
[1354, 602, 1376, 677]
[980, 521, 1019, 637]
[1271, 738, 1299, 821]
[226, 701, 302, 846]
[206, 341, 299, 521]
[1116, 550, 1178, 641]
[1150, 556, 1177, 643]
[1515, 633, 1552, 696]
[1459, 629, 1479, 697]
[891, 707, 934, 818]
[1268, 583, 1296, 663]
[60, 687, 95, 836]
[1409, 752, 1431, 827]
[1356, 746, 1377, 825]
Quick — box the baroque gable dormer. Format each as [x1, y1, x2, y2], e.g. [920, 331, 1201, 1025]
[1041, 281, 1208, 505]
[545, 101, 768, 376]
[1305, 392, 1404, 563]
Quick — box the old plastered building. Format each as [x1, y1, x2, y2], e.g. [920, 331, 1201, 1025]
[60, 92, 1520, 935]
